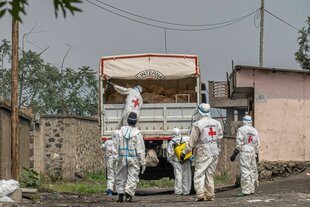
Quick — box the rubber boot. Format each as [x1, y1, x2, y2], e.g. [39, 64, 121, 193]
[125, 193, 133, 202]
[106, 189, 113, 196]
[117, 194, 124, 203]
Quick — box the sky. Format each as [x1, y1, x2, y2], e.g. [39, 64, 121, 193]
[0, 0, 309, 84]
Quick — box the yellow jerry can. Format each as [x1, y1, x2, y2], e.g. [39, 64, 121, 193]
[174, 142, 192, 161]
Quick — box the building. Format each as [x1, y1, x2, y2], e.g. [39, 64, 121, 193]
[210, 65, 310, 162]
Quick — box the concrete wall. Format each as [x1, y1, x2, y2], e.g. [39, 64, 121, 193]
[234, 67, 310, 161]
[0, 103, 31, 179]
[254, 70, 310, 161]
[31, 121, 44, 175]
[35, 115, 103, 181]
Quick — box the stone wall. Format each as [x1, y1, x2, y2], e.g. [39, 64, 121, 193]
[0, 102, 31, 179]
[35, 115, 103, 181]
[258, 161, 310, 180]
[76, 119, 104, 174]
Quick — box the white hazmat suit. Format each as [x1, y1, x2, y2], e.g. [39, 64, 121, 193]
[167, 128, 192, 195]
[102, 136, 117, 195]
[182, 103, 223, 201]
[113, 84, 143, 129]
[112, 124, 146, 201]
[234, 115, 260, 195]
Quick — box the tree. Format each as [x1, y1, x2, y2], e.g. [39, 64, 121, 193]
[0, 0, 82, 181]
[0, 39, 11, 99]
[0, 39, 98, 116]
[295, 16, 310, 70]
[0, 0, 82, 22]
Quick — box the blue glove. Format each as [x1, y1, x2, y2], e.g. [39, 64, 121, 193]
[180, 153, 186, 161]
[189, 156, 195, 162]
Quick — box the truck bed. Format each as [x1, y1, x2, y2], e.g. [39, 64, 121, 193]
[102, 103, 197, 138]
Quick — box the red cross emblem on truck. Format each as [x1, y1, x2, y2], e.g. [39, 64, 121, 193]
[132, 98, 140, 108]
[208, 127, 217, 138]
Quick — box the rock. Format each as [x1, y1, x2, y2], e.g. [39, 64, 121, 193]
[75, 172, 85, 180]
[260, 170, 272, 180]
[295, 162, 306, 170]
[288, 162, 296, 168]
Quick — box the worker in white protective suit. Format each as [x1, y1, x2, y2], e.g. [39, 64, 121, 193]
[167, 128, 192, 195]
[107, 80, 143, 129]
[230, 115, 260, 196]
[180, 103, 223, 201]
[101, 131, 119, 196]
[112, 112, 146, 203]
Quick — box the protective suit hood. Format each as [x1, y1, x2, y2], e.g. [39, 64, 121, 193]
[198, 103, 211, 117]
[243, 115, 252, 126]
[121, 126, 140, 140]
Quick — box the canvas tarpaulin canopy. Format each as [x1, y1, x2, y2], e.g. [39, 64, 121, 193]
[100, 54, 199, 80]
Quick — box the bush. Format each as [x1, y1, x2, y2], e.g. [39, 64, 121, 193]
[19, 168, 41, 188]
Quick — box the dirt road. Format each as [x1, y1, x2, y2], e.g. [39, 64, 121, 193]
[6, 168, 310, 207]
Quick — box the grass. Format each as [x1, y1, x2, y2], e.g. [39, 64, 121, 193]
[41, 172, 175, 195]
[41, 171, 232, 195]
[43, 182, 106, 194]
[138, 177, 174, 188]
[214, 172, 233, 186]
[41, 172, 107, 195]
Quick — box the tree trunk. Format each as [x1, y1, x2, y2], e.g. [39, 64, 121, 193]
[11, 18, 20, 181]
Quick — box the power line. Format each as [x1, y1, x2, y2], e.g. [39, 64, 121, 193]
[264, 9, 300, 31]
[254, 8, 261, 28]
[95, 0, 258, 27]
[86, 0, 259, 31]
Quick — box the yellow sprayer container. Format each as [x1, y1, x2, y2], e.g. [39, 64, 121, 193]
[174, 142, 192, 161]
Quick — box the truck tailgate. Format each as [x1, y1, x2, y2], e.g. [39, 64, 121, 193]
[102, 103, 197, 137]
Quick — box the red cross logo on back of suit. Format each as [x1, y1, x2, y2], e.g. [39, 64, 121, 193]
[208, 127, 217, 138]
[247, 135, 253, 143]
[132, 98, 140, 108]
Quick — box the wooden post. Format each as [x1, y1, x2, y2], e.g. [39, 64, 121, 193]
[11, 18, 20, 181]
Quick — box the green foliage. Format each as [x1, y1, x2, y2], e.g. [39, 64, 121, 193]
[43, 171, 106, 195]
[19, 167, 41, 188]
[0, 39, 98, 116]
[214, 171, 232, 185]
[0, 0, 82, 21]
[42, 171, 174, 195]
[137, 177, 174, 188]
[85, 171, 106, 181]
[49, 171, 63, 183]
[54, 0, 82, 18]
[295, 16, 310, 70]
[44, 182, 105, 195]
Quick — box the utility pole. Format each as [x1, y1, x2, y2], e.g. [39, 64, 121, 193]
[11, 18, 20, 181]
[164, 28, 167, 54]
[259, 0, 264, 67]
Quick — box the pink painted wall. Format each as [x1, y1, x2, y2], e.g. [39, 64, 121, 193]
[235, 69, 254, 87]
[236, 68, 310, 161]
